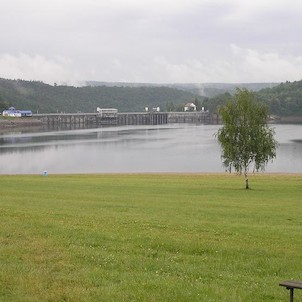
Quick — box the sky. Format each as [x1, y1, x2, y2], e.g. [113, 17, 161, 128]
[1, 0, 302, 85]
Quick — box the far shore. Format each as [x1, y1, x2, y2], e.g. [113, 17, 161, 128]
[273, 115, 302, 123]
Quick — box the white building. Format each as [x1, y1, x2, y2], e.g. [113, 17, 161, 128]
[184, 103, 197, 112]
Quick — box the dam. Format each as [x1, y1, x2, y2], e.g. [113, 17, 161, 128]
[33, 111, 218, 126]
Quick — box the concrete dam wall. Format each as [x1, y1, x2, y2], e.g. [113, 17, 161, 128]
[34, 112, 217, 126]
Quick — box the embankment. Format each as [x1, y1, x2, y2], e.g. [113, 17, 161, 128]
[0, 117, 43, 130]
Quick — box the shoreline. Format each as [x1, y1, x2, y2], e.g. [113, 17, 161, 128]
[0, 117, 43, 129]
[271, 115, 302, 124]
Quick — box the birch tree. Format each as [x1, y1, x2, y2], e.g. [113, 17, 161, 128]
[217, 88, 277, 189]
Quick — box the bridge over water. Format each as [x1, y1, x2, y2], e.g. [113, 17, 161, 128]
[33, 112, 217, 126]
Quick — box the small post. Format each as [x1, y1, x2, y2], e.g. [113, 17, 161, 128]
[244, 171, 249, 189]
[289, 288, 294, 302]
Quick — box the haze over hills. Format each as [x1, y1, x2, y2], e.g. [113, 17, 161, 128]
[85, 81, 279, 98]
[85, 79, 302, 117]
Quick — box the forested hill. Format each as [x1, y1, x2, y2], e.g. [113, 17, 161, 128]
[202, 79, 302, 117]
[1, 78, 302, 116]
[86, 81, 278, 97]
[257, 80, 302, 116]
[0, 78, 196, 113]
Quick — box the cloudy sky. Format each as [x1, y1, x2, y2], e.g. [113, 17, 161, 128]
[1, 0, 302, 85]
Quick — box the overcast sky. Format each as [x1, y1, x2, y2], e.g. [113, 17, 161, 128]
[1, 0, 302, 85]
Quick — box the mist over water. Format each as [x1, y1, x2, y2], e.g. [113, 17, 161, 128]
[0, 124, 301, 174]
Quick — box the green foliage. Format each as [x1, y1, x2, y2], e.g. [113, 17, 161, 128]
[202, 92, 232, 114]
[193, 97, 202, 111]
[0, 78, 195, 113]
[0, 94, 10, 112]
[257, 80, 302, 116]
[204, 80, 302, 117]
[0, 174, 302, 301]
[217, 89, 277, 188]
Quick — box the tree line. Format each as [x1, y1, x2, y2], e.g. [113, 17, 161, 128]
[1, 78, 302, 116]
[202, 79, 302, 116]
[0, 78, 196, 114]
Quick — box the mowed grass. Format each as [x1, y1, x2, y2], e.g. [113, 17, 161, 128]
[0, 174, 302, 301]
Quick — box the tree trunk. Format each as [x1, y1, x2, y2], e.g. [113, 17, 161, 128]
[244, 171, 249, 189]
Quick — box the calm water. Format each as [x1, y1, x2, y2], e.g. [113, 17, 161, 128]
[0, 124, 302, 174]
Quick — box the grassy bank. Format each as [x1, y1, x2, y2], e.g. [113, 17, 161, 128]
[0, 174, 301, 301]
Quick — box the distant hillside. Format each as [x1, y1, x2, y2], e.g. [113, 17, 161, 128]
[1, 78, 300, 116]
[86, 81, 279, 97]
[257, 80, 302, 116]
[201, 80, 302, 117]
[0, 78, 196, 113]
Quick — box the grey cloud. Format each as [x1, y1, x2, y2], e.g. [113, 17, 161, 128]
[0, 0, 302, 83]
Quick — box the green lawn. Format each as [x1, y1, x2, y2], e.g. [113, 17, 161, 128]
[0, 174, 301, 301]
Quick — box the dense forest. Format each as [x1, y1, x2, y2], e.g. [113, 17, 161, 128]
[1, 78, 302, 116]
[0, 78, 196, 113]
[257, 80, 302, 116]
[201, 79, 302, 116]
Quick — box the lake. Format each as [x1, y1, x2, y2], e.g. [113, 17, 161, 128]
[0, 123, 302, 174]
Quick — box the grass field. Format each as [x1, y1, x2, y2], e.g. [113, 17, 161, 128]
[0, 173, 301, 301]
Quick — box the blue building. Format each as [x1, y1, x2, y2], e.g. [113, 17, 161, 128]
[2, 107, 32, 117]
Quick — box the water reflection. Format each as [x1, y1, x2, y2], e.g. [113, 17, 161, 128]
[0, 124, 301, 174]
